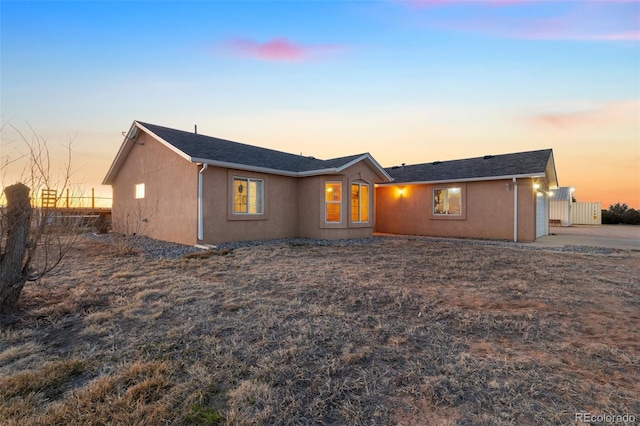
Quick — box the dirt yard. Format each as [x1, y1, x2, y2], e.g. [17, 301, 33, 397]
[1, 235, 638, 425]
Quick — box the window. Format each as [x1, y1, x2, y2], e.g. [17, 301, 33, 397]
[351, 183, 369, 222]
[135, 183, 145, 199]
[433, 187, 461, 215]
[233, 178, 263, 214]
[325, 182, 342, 223]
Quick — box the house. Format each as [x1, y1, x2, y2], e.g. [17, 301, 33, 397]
[549, 187, 574, 227]
[375, 150, 558, 242]
[103, 121, 559, 245]
[102, 121, 393, 245]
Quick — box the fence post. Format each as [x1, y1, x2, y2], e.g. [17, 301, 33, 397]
[92, 188, 95, 210]
[66, 188, 69, 208]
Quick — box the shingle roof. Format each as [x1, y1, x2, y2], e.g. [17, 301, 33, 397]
[385, 149, 555, 184]
[139, 121, 366, 174]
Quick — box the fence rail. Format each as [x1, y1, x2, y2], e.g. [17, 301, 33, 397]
[30, 188, 112, 209]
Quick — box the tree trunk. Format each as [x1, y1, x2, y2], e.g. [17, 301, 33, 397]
[0, 183, 32, 317]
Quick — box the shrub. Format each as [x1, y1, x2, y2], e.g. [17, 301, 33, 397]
[602, 203, 639, 225]
[622, 208, 640, 225]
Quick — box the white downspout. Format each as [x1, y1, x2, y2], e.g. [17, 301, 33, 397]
[198, 163, 208, 241]
[513, 177, 518, 242]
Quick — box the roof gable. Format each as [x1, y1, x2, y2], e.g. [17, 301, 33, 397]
[385, 149, 557, 188]
[103, 121, 392, 184]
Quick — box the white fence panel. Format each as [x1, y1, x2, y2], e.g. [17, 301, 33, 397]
[571, 202, 601, 225]
[550, 201, 571, 226]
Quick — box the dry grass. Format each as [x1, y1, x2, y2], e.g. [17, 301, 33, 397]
[1, 236, 639, 425]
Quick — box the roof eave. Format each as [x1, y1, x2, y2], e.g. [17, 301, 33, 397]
[336, 153, 393, 182]
[103, 120, 193, 185]
[192, 157, 304, 177]
[102, 121, 138, 185]
[546, 150, 559, 190]
[192, 153, 395, 180]
[379, 172, 548, 186]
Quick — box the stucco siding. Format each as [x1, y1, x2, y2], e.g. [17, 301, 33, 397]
[199, 167, 299, 244]
[298, 162, 380, 240]
[375, 179, 539, 242]
[111, 132, 198, 245]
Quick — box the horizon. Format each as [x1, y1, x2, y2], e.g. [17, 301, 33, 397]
[1, 0, 638, 208]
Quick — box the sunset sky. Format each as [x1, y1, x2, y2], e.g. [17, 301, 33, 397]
[1, 0, 639, 208]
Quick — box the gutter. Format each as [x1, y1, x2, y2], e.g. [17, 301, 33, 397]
[197, 163, 208, 241]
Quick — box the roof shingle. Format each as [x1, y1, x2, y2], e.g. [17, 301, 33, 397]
[139, 122, 364, 173]
[385, 149, 554, 183]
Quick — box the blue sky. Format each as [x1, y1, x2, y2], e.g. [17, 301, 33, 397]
[1, 0, 639, 207]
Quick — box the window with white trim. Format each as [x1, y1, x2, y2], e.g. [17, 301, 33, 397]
[135, 183, 145, 199]
[233, 177, 263, 214]
[433, 187, 461, 215]
[351, 183, 369, 223]
[325, 182, 342, 223]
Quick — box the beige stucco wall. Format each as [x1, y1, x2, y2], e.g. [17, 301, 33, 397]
[298, 162, 380, 240]
[111, 132, 198, 245]
[375, 178, 540, 242]
[199, 161, 382, 243]
[200, 167, 299, 244]
[110, 131, 388, 245]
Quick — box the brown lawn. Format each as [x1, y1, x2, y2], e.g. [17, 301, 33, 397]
[1, 236, 639, 425]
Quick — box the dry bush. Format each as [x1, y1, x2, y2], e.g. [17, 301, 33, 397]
[0, 236, 638, 425]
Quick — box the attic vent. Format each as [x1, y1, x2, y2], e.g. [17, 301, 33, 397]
[432, 161, 442, 165]
[483, 155, 494, 159]
[391, 166, 400, 169]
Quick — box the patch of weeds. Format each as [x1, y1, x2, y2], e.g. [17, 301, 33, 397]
[184, 404, 223, 425]
[0, 359, 85, 400]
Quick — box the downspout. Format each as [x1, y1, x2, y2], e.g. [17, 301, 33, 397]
[513, 177, 518, 242]
[198, 163, 208, 241]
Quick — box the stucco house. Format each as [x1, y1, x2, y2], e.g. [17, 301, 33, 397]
[102, 121, 392, 246]
[376, 150, 558, 242]
[103, 121, 558, 245]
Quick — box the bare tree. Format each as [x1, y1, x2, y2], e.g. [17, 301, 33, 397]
[0, 124, 76, 319]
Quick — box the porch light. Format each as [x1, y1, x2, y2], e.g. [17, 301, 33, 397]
[397, 188, 405, 196]
[533, 183, 540, 189]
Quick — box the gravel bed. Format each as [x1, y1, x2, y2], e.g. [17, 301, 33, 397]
[84, 232, 615, 260]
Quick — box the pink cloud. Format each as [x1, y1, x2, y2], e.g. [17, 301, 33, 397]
[502, 24, 640, 41]
[397, 0, 639, 42]
[220, 38, 347, 62]
[530, 101, 640, 129]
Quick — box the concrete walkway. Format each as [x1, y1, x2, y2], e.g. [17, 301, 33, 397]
[533, 225, 640, 250]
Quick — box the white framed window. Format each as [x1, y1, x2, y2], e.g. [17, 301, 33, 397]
[135, 183, 145, 199]
[433, 187, 461, 215]
[351, 183, 369, 223]
[233, 177, 263, 214]
[325, 182, 342, 223]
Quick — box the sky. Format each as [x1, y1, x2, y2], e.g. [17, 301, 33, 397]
[1, 0, 639, 208]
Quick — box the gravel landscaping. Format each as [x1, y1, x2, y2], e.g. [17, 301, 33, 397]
[86, 232, 617, 260]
